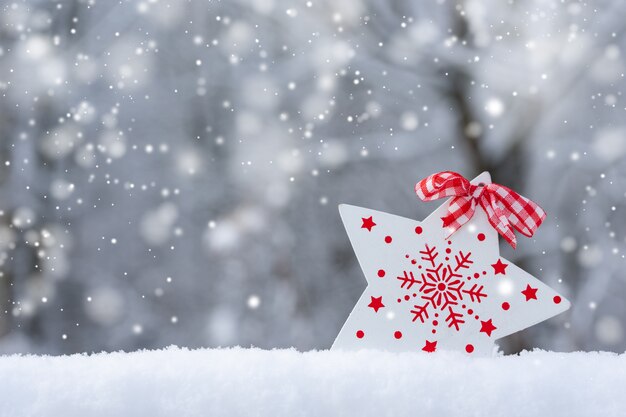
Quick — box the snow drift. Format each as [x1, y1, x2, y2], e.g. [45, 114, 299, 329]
[0, 347, 624, 417]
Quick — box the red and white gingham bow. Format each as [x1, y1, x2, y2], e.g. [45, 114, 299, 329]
[415, 171, 546, 248]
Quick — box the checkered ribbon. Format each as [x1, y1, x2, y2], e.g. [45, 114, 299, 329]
[415, 171, 546, 248]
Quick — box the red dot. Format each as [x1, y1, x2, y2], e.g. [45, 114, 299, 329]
[411, 259, 417, 265]
[432, 320, 438, 326]
[474, 315, 479, 320]
[404, 295, 410, 301]
[445, 248, 452, 254]
[437, 283, 446, 291]
[474, 273, 480, 278]
[385, 236, 392, 244]
[467, 309, 473, 315]
[415, 226, 423, 234]
[356, 330, 364, 339]
[553, 296, 562, 304]
[432, 329, 436, 334]
[477, 233, 485, 241]
[465, 344, 474, 353]
[377, 269, 386, 278]
[502, 302, 510, 310]
[397, 298, 401, 303]
[394, 331, 402, 339]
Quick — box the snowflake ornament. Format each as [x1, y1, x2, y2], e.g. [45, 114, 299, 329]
[332, 172, 570, 355]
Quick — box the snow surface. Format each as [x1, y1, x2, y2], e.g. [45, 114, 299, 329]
[0, 347, 623, 417]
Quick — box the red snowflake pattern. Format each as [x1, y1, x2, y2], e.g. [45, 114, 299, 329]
[397, 243, 487, 332]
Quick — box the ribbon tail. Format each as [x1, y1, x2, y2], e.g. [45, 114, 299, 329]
[441, 213, 456, 228]
[480, 195, 518, 248]
[488, 185, 547, 243]
[442, 196, 476, 237]
[492, 215, 518, 249]
[506, 198, 546, 238]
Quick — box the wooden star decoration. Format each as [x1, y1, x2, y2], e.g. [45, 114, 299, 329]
[332, 172, 570, 355]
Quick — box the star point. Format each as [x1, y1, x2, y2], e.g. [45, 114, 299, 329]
[491, 259, 508, 275]
[361, 216, 376, 231]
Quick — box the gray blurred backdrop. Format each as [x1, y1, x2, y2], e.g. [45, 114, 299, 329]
[0, 0, 625, 354]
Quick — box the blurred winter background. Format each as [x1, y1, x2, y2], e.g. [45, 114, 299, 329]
[0, 0, 625, 355]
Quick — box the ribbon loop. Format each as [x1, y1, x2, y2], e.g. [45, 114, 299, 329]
[415, 171, 546, 248]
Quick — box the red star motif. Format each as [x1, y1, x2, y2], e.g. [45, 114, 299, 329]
[422, 340, 437, 352]
[361, 216, 376, 231]
[367, 296, 385, 313]
[491, 259, 508, 275]
[479, 319, 497, 337]
[521, 284, 538, 301]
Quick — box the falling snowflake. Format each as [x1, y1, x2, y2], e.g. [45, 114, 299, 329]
[397, 242, 486, 332]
